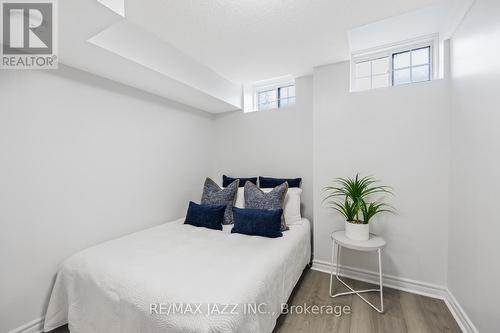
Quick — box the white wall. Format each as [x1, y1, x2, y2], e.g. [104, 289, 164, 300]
[313, 62, 451, 286]
[212, 75, 314, 222]
[212, 64, 452, 288]
[0, 66, 214, 332]
[449, 0, 500, 331]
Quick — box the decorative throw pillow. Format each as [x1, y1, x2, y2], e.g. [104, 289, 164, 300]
[262, 187, 302, 225]
[223, 175, 257, 187]
[201, 177, 238, 225]
[184, 201, 225, 230]
[244, 181, 289, 231]
[259, 176, 302, 188]
[231, 207, 283, 238]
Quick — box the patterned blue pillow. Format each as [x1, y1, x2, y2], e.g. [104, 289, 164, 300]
[231, 207, 283, 238]
[244, 181, 289, 231]
[201, 177, 239, 224]
[184, 201, 225, 230]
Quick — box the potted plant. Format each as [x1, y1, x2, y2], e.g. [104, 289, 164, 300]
[323, 174, 393, 241]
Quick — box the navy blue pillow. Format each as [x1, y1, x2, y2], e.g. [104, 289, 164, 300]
[231, 207, 283, 238]
[223, 175, 257, 188]
[259, 176, 302, 188]
[184, 201, 225, 230]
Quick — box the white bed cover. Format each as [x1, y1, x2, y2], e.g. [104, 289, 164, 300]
[43, 218, 311, 333]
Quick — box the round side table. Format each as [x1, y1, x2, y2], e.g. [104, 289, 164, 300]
[329, 230, 387, 313]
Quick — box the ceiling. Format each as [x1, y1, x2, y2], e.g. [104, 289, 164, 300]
[348, 0, 475, 53]
[57, 0, 469, 113]
[125, 0, 445, 83]
[58, 0, 241, 113]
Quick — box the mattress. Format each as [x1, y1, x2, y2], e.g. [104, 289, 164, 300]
[43, 218, 311, 333]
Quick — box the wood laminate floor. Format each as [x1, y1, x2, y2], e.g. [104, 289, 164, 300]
[273, 269, 461, 333]
[49, 269, 461, 333]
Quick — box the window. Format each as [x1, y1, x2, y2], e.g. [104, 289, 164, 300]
[243, 77, 296, 112]
[257, 89, 277, 110]
[351, 38, 435, 92]
[277, 85, 295, 108]
[355, 57, 390, 91]
[392, 46, 431, 86]
[257, 84, 295, 111]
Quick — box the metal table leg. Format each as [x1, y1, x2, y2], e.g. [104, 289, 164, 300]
[329, 242, 384, 313]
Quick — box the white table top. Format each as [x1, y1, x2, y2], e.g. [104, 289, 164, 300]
[331, 230, 386, 251]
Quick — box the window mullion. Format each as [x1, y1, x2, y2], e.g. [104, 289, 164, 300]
[389, 54, 394, 86]
[410, 49, 413, 82]
[277, 88, 281, 108]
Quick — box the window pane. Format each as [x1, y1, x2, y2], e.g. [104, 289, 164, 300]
[356, 77, 371, 91]
[355, 61, 371, 78]
[412, 47, 430, 66]
[371, 57, 389, 75]
[412, 65, 430, 82]
[277, 85, 295, 108]
[280, 97, 295, 107]
[259, 100, 277, 110]
[393, 51, 410, 69]
[258, 90, 277, 110]
[393, 68, 411, 85]
[259, 90, 276, 102]
[279, 87, 288, 99]
[258, 92, 266, 103]
[372, 74, 389, 89]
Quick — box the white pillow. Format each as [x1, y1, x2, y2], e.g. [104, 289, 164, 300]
[234, 187, 245, 208]
[262, 187, 303, 225]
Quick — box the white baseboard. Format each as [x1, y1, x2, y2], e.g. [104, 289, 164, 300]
[443, 289, 478, 333]
[312, 259, 448, 298]
[7, 317, 44, 333]
[312, 259, 477, 333]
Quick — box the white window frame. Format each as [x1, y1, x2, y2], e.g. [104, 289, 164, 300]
[253, 79, 295, 112]
[350, 34, 439, 92]
[391, 45, 432, 86]
[352, 56, 391, 91]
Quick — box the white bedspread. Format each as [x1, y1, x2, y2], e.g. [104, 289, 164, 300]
[43, 218, 311, 333]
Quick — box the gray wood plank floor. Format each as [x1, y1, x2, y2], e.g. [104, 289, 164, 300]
[48, 269, 461, 333]
[273, 269, 461, 333]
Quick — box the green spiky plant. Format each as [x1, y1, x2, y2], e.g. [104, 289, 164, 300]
[323, 174, 394, 224]
[359, 201, 394, 224]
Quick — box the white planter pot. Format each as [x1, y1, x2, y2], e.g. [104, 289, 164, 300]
[345, 221, 369, 241]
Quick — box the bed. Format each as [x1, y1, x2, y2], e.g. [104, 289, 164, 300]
[43, 217, 311, 333]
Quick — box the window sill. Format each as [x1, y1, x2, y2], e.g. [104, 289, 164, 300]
[350, 77, 444, 94]
[244, 104, 296, 113]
